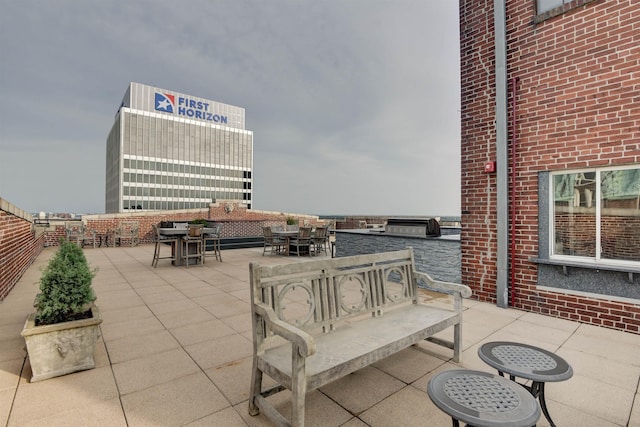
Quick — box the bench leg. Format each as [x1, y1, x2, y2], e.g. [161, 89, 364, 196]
[291, 350, 307, 427]
[453, 323, 462, 363]
[248, 358, 262, 416]
[453, 294, 463, 363]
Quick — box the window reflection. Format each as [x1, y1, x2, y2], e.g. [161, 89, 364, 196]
[553, 172, 596, 257]
[553, 167, 640, 262]
[601, 169, 640, 261]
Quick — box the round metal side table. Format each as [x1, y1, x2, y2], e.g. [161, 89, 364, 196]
[478, 341, 573, 427]
[428, 369, 541, 427]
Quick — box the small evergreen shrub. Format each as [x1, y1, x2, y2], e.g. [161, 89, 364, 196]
[286, 217, 297, 225]
[35, 240, 97, 325]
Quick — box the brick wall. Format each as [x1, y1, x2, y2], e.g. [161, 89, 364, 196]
[43, 225, 67, 247]
[0, 199, 328, 300]
[460, 0, 640, 333]
[82, 201, 325, 245]
[0, 200, 44, 300]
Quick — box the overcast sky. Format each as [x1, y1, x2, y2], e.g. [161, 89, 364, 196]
[0, 1, 461, 217]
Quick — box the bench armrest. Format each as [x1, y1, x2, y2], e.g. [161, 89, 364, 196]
[414, 271, 472, 298]
[254, 303, 317, 357]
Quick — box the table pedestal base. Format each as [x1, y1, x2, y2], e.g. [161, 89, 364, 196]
[480, 342, 573, 427]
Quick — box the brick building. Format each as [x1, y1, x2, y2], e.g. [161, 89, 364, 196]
[460, 0, 640, 333]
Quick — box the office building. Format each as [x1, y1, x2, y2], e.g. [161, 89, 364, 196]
[105, 82, 253, 213]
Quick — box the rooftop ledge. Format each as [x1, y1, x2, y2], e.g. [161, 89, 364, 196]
[529, 257, 640, 283]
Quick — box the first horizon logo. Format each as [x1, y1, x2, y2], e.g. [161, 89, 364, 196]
[155, 93, 174, 113]
[154, 92, 228, 124]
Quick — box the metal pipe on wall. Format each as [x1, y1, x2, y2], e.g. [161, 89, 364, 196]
[510, 77, 519, 307]
[494, 0, 509, 308]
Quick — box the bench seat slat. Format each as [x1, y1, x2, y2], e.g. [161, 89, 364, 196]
[258, 304, 459, 390]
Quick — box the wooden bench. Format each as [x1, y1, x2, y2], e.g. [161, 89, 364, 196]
[248, 248, 472, 427]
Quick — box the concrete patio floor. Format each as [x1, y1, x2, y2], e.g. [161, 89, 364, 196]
[1, 245, 639, 427]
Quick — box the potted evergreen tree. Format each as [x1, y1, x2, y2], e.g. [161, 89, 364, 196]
[21, 240, 102, 382]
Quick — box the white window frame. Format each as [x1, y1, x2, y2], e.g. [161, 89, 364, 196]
[550, 165, 640, 269]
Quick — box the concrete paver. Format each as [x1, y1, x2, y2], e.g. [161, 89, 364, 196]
[0, 245, 639, 426]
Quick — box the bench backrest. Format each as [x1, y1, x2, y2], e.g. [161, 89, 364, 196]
[250, 249, 419, 335]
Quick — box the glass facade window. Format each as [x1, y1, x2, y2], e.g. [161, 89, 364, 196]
[552, 166, 640, 264]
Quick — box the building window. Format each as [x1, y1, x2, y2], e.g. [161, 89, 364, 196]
[536, 0, 570, 14]
[534, 0, 598, 23]
[552, 166, 640, 265]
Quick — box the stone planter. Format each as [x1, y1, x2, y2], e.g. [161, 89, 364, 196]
[21, 305, 102, 382]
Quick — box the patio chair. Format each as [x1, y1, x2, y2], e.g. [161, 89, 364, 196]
[312, 226, 329, 256]
[151, 224, 178, 267]
[203, 223, 222, 263]
[262, 226, 284, 256]
[65, 222, 97, 248]
[111, 221, 139, 247]
[289, 227, 312, 256]
[81, 227, 98, 249]
[182, 224, 204, 267]
[65, 222, 84, 246]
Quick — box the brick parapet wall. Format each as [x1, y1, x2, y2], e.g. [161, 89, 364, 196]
[460, 0, 640, 333]
[0, 199, 44, 300]
[0, 199, 328, 300]
[43, 225, 67, 247]
[82, 202, 325, 245]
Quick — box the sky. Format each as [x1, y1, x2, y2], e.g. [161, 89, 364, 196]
[0, 1, 461, 217]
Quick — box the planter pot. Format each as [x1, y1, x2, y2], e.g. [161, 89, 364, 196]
[21, 305, 102, 382]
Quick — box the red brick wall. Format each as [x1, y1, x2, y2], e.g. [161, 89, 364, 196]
[43, 225, 67, 247]
[0, 210, 44, 300]
[460, 0, 640, 333]
[83, 202, 325, 245]
[0, 200, 326, 300]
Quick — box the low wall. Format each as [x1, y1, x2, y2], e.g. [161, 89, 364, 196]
[335, 229, 461, 283]
[0, 199, 326, 300]
[0, 198, 44, 300]
[82, 202, 324, 245]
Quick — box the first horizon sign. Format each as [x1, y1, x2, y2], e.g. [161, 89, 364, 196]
[154, 92, 228, 124]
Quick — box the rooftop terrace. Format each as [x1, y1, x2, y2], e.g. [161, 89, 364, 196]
[1, 245, 639, 426]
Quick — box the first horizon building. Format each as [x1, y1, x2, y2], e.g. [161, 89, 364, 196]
[105, 82, 253, 213]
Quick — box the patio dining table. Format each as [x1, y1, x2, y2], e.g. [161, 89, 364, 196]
[271, 230, 300, 256]
[159, 227, 216, 266]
